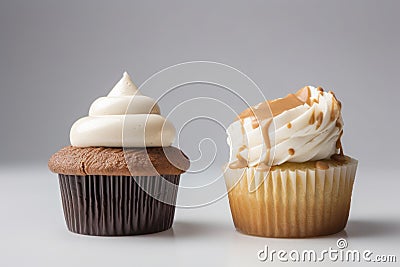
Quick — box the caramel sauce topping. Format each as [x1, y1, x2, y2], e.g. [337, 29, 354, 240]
[251, 118, 259, 129]
[261, 119, 273, 162]
[309, 110, 315, 125]
[331, 153, 347, 163]
[295, 86, 312, 105]
[230, 86, 345, 169]
[336, 130, 344, 155]
[228, 159, 247, 169]
[235, 86, 310, 156]
[315, 161, 329, 170]
[256, 162, 271, 171]
[316, 112, 324, 129]
[237, 86, 311, 121]
[228, 145, 248, 169]
[330, 96, 336, 121]
[328, 90, 343, 153]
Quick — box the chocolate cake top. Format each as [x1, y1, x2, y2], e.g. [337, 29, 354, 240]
[48, 146, 190, 176]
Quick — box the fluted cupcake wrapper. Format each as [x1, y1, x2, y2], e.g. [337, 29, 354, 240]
[224, 159, 357, 238]
[58, 174, 180, 236]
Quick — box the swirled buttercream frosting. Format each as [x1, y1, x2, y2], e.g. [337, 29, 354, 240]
[227, 86, 344, 168]
[70, 72, 176, 147]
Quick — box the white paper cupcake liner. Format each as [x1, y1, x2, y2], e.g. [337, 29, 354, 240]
[224, 158, 357, 237]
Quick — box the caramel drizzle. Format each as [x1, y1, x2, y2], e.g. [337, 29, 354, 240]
[231, 86, 346, 168]
[330, 94, 337, 121]
[336, 130, 344, 155]
[237, 86, 311, 121]
[316, 112, 323, 129]
[329, 90, 344, 154]
[252, 120, 275, 171]
[261, 119, 273, 165]
[330, 91, 343, 122]
[256, 162, 270, 171]
[228, 145, 248, 169]
[309, 110, 315, 125]
[331, 153, 347, 163]
[317, 87, 324, 97]
[315, 161, 329, 170]
[309, 109, 324, 129]
[251, 117, 259, 129]
[231, 87, 312, 168]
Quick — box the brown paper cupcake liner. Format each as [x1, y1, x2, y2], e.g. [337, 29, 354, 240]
[58, 174, 180, 236]
[224, 159, 357, 238]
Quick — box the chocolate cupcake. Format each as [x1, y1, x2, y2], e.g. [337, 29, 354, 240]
[224, 86, 357, 238]
[49, 72, 189, 236]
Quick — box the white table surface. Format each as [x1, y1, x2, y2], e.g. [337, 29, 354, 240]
[0, 164, 399, 267]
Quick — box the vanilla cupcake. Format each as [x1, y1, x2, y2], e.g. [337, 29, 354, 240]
[224, 86, 357, 238]
[49, 72, 189, 236]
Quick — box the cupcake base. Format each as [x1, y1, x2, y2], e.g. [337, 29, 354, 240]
[58, 174, 180, 236]
[225, 157, 357, 238]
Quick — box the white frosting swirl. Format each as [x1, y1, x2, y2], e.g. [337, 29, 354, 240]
[70, 72, 176, 147]
[227, 86, 343, 167]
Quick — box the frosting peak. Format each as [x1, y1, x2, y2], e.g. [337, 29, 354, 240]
[70, 72, 175, 147]
[227, 86, 344, 168]
[107, 72, 140, 97]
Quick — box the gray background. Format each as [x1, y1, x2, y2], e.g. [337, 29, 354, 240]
[1, 1, 400, 267]
[1, 0, 399, 169]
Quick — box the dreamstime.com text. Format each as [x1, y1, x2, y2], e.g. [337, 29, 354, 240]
[258, 238, 397, 263]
